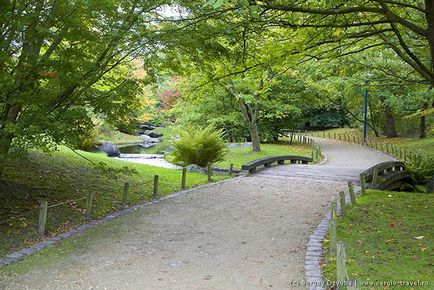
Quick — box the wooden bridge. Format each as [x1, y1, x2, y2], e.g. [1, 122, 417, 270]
[361, 161, 413, 191]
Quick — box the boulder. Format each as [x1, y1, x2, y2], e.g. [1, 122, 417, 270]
[147, 130, 163, 138]
[139, 134, 152, 143]
[139, 123, 155, 130]
[100, 141, 121, 157]
[185, 164, 208, 174]
[227, 142, 252, 149]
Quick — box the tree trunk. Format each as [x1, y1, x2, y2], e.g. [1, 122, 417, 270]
[248, 124, 261, 152]
[419, 115, 427, 138]
[382, 101, 398, 138]
[426, 0, 434, 86]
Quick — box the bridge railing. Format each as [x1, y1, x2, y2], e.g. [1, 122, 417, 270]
[360, 161, 412, 191]
[241, 155, 313, 173]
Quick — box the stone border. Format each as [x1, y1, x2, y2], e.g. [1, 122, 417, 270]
[0, 177, 239, 267]
[304, 185, 360, 290]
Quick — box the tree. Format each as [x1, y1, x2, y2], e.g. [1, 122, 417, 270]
[0, 0, 171, 169]
[202, 1, 433, 126]
[152, 4, 315, 151]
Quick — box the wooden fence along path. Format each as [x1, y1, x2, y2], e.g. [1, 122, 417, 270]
[326, 163, 412, 289]
[328, 182, 360, 290]
[252, 133, 369, 182]
[307, 130, 423, 164]
[37, 164, 229, 239]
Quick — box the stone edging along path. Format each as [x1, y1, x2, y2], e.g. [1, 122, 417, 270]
[304, 187, 360, 290]
[0, 177, 238, 267]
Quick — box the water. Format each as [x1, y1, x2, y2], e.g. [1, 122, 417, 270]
[117, 154, 181, 169]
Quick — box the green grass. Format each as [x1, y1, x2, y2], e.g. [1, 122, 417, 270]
[97, 127, 143, 143]
[0, 146, 227, 258]
[322, 190, 433, 289]
[0, 213, 126, 277]
[316, 128, 434, 158]
[217, 140, 315, 169]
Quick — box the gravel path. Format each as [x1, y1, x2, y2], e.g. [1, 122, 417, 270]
[1, 139, 393, 290]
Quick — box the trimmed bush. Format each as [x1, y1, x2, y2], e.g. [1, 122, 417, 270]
[169, 125, 227, 167]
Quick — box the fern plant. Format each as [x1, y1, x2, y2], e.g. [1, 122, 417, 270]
[406, 154, 434, 185]
[169, 125, 227, 167]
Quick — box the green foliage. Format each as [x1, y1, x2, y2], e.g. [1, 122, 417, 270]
[406, 155, 434, 185]
[0, 0, 167, 156]
[169, 125, 228, 167]
[77, 127, 100, 151]
[323, 190, 433, 287]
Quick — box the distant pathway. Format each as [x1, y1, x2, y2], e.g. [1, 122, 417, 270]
[257, 138, 394, 182]
[2, 139, 393, 290]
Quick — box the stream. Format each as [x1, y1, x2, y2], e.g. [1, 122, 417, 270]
[116, 153, 181, 169]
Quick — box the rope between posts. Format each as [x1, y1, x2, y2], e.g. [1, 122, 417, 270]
[47, 197, 87, 209]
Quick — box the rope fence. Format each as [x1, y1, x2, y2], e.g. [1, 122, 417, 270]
[35, 165, 232, 238]
[306, 130, 427, 164]
[327, 181, 361, 289]
[284, 130, 322, 161]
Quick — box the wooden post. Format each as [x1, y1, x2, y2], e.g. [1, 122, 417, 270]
[328, 132, 331, 139]
[360, 173, 366, 195]
[333, 132, 336, 139]
[153, 175, 159, 199]
[352, 136, 356, 143]
[181, 167, 187, 189]
[229, 163, 233, 176]
[338, 133, 341, 141]
[372, 167, 379, 188]
[122, 182, 129, 204]
[339, 191, 346, 216]
[329, 202, 337, 255]
[429, 175, 434, 193]
[336, 241, 349, 290]
[85, 192, 94, 221]
[207, 163, 212, 182]
[39, 201, 48, 238]
[348, 182, 356, 205]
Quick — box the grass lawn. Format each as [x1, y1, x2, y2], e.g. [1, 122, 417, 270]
[322, 190, 433, 289]
[317, 128, 434, 157]
[97, 126, 143, 143]
[0, 146, 227, 258]
[217, 140, 316, 169]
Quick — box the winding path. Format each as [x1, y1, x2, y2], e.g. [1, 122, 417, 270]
[2, 139, 393, 289]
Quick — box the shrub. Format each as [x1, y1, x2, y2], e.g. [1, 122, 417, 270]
[169, 125, 227, 167]
[406, 154, 434, 185]
[77, 128, 100, 151]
